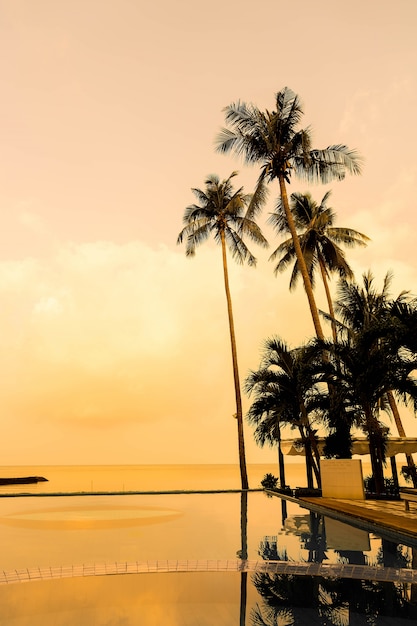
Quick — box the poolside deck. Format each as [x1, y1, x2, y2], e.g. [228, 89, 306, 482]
[296, 496, 417, 547]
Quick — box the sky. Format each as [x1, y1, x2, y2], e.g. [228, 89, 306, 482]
[0, 0, 416, 466]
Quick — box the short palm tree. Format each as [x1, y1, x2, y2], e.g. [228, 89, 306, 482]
[319, 272, 417, 494]
[245, 337, 322, 489]
[269, 191, 369, 342]
[216, 87, 362, 340]
[177, 172, 268, 490]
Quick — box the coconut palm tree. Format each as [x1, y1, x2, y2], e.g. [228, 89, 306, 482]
[177, 172, 268, 490]
[245, 337, 322, 489]
[269, 191, 369, 342]
[268, 191, 369, 459]
[216, 86, 362, 340]
[317, 272, 417, 494]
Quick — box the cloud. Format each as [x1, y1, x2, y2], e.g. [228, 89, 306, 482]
[339, 78, 414, 142]
[18, 210, 48, 236]
[1, 225, 415, 464]
[0, 242, 275, 418]
[0, 238, 317, 463]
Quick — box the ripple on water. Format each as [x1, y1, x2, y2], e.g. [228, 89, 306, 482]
[0, 505, 183, 529]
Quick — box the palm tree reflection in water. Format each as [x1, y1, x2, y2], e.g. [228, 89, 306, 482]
[250, 511, 417, 624]
[240, 491, 248, 626]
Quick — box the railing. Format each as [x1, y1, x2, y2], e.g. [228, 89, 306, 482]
[1, 559, 416, 585]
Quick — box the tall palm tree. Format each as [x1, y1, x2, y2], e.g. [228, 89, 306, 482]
[318, 272, 417, 494]
[216, 86, 362, 341]
[245, 337, 322, 489]
[269, 191, 369, 342]
[177, 172, 268, 490]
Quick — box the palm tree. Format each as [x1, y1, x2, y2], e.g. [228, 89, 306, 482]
[382, 294, 417, 486]
[269, 191, 369, 342]
[177, 172, 268, 490]
[245, 337, 322, 489]
[269, 191, 369, 459]
[216, 86, 362, 340]
[318, 272, 417, 494]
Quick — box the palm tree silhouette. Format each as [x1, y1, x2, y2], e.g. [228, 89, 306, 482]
[269, 190, 369, 342]
[177, 172, 268, 489]
[318, 272, 417, 494]
[269, 191, 370, 459]
[216, 86, 362, 340]
[245, 337, 322, 489]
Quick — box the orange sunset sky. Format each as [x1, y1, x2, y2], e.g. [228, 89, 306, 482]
[0, 0, 416, 465]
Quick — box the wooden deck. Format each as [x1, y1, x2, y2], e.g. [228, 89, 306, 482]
[298, 496, 417, 546]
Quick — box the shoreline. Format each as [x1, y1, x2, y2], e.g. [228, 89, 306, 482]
[0, 488, 263, 498]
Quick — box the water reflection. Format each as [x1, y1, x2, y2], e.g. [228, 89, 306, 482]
[0, 491, 416, 624]
[251, 569, 417, 624]
[252, 507, 417, 624]
[240, 490, 248, 626]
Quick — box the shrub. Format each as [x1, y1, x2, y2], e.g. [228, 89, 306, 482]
[364, 474, 399, 497]
[401, 465, 417, 485]
[261, 473, 279, 490]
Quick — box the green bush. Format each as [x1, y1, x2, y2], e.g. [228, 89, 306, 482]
[261, 473, 279, 490]
[401, 465, 417, 485]
[364, 474, 399, 497]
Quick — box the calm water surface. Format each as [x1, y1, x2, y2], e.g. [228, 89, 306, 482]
[0, 464, 415, 625]
[0, 462, 307, 493]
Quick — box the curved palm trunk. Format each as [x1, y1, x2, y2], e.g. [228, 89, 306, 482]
[387, 391, 417, 488]
[220, 230, 249, 490]
[299, 407, 321, 489]
[279, 176, 323, 487]
[276, 423, 287, 489]
[364, 404, 385, 495]
[318, 258, 338, 343]
[278, 175, 325, 341]
[319, 259, 354, 460]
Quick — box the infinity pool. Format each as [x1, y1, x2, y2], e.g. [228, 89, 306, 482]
[0, 491, 415, 624]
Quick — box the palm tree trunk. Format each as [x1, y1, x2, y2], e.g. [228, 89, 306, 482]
[299, 399, 321, 488]
[276, 423, 287, 489]
[239, 491, 248, 625]
[318, 258, 338, 343]
[364, 405, 385, 495]
[279, 176, 323, 487]
[298, 422, 321, 489]
[220, 230, 249, 490]
[387, 391, 417, 488]
[278, 175, 325, 341]
[319, 259, 354, 459]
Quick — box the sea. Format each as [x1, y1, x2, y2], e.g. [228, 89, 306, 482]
[0, 460, 380, 494]
[0, 463, 415, 625]
[0, 462, 311, 494]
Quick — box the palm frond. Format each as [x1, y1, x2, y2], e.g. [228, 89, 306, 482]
[275, 87, 304, 138]
[325, 226, 370, 247]
[301, 145, 363, 183]
[244, 179, 269, 221]
[238, 217, 269, 249]
[269, 238, 295, 267]
[224, 224, 257, 266]
[177, 220, 212, 257]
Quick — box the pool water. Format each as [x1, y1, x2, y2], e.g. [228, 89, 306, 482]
[0, 491, 416, 624]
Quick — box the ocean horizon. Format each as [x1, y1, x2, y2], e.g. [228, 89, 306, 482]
[0, 459, 386, 495]
[0, 462, 307, 495]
